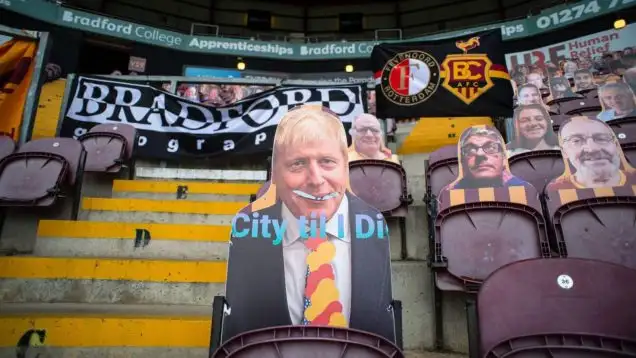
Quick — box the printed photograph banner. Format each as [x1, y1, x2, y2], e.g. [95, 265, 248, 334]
[371, 30, 514, 119]
[59, 76, 366, 160]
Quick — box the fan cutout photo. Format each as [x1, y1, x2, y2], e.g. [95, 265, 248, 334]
[506, 104, 560, 157]
[223, 105, 396, 344]
[573, 69, 597, 92]
[546, 116, 636, 190]
[548, 76, 578, 100]
[348, 113, 399, 164]
[440, 125, 531, 193]
[596, 81, 636, 121]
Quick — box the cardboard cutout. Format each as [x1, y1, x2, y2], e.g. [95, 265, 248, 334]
[517, 83, 543, 106]
[546, 116, 636, 190]
[548, 76, 578, 100]
[348, 113, 399, 164]
[573, 69, 597, 92]
[506, 104, 560, 157]
[223, 105, 395, 343]
[440, 125, 530, 194]
[597, 81, 636, 121]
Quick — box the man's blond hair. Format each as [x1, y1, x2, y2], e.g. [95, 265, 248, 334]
[273, 105, 348, 163]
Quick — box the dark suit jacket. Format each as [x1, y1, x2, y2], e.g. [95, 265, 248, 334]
[222, 192, 396, 343]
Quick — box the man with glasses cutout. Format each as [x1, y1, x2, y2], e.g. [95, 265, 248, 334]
[547, 116, 636, 190]
[348, 114, 400, 164]
[442, 126, 529, 191]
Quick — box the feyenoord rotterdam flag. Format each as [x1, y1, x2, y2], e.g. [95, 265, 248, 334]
[371, 30, 514, 119]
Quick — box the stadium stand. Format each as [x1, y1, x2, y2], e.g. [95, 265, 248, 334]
[472, 258, 636, 357]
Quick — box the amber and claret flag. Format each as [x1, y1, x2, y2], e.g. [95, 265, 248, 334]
[0, 37, 38, 140]
[371, 30, 513, 119]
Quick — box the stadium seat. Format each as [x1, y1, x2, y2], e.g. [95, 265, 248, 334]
[349, 159, 412, 217]
[0, 138, 85, 219]
[557, 97, 602, 116]
[607, 117, 636, 165]
[550, 114, 570, 132]
[508, 150, 565, 193]
[433, 184, 551, 292]
[0, 135, 16, 160]
[471, 258, 636, 357]
[79, 123, 137, 175]
[545, 184, 636, 271]
[579, 87, 598, 99]
[424, 145, 458, 214]
[210, 321, 404, 357]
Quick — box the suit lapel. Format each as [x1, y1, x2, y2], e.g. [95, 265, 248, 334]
[254, 202, 292, 325]
[348, 193, 387, 329]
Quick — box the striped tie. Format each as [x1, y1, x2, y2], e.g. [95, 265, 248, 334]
[301, 236, 347, 327]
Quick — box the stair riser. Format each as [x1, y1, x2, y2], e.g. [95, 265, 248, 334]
[111, 192, 251, 202]
[79, 211, 235, 225]
[0, 348, 208, 358]
[35, 239, 229, 261]
[0, 279, 224, 305]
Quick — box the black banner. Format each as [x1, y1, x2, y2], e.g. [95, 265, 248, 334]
[371, 30, 514, 119]
[59, 76, 366, 160]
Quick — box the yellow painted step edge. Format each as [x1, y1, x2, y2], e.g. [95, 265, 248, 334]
[0, 257, 227, 283]
[37, 220, 231, 242]
[82, 198, 247, 215]
[112, 180, 261, 195]
[0, 316, 210, 347]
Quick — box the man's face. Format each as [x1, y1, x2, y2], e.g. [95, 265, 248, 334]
[368, 92, 376, 115]
[354, 116, 382, 154]
[574, 72, 594, 89]
[527, 73, 544, 88]
[519, 87, 541, 105]
[561, 120, 621, 182]
[462, 135, 505, 180]
[601, 88, 634, 112]
[517, 108, 548, 141]
[274, 138, 347, 221]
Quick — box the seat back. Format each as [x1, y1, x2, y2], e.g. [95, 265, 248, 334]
[558, 97, 602, 116]
[607, 117, 636, 166]
[349, 160, 409, 217]
[509, 151, 564, 193]
[0, 135, 16, 161]
[434, 125, 549, 292]
[18, 138, 83, 185]
[478, 258, 636, 357]
[546, 116, 636, 270]
[426, 144, 458, 201]
[0, 138, 83, 206]
[549, 114, 570, 132]
[80, 123, 136, 172]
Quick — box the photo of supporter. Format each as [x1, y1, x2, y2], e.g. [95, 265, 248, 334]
[506, 104, 560, 157]
[597, 81, 636, 121]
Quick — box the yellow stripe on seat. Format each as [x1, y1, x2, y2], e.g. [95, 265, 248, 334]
[82, 198, 247, 215]
[37, 220, 230, 242]
[0, 257, 227, 283]
[112, 180, 261, 195]
[0, 316, 210, 347]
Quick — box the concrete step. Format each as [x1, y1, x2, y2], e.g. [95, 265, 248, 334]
[0, 303, 211, 356]
[0, 257, 225, 305]
[0, 303, 464, 358]
[111, 180, 260, 201]
[134, 167, 267, 182]
[35, 220, 230, 260]
[79, 198, 247, 225]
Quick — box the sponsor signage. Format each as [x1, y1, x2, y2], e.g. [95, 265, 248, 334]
[59, 76, 365, 159]
[2, 0, 635, 60]
[506, 23, 636, 68]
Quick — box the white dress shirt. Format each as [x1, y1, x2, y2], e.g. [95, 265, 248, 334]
[281, 196, 352, 325]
